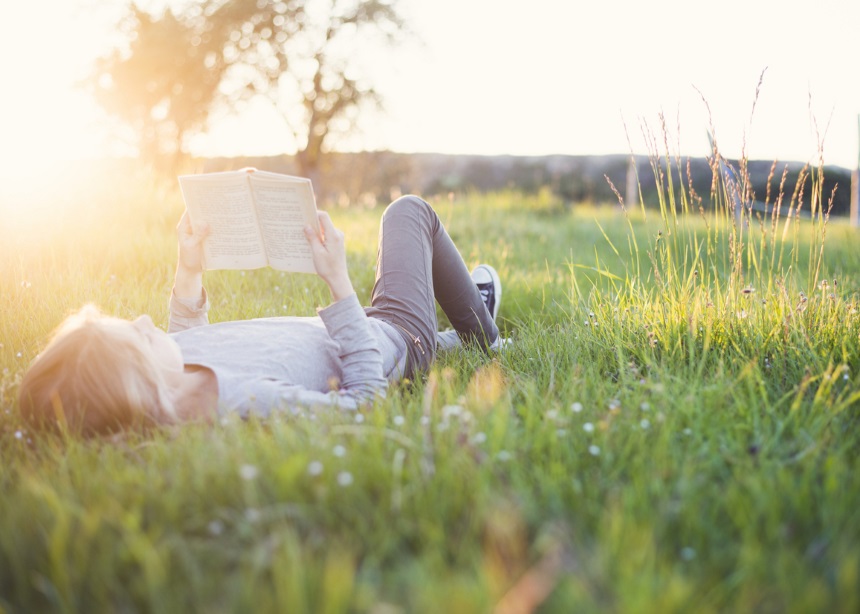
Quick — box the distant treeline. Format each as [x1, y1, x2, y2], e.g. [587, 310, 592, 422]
[201, 152, 854, 216]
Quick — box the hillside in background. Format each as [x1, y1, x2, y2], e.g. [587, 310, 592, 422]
[201, 152, 855, 216]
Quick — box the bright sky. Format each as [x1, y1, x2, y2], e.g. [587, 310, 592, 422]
[1, 0, 858, 174]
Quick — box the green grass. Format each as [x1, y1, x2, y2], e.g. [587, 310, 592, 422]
[1, 159, 860, 613]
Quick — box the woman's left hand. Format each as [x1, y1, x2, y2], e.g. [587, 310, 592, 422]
[176, 211, 209, 275]
[174, 211, 209, 300]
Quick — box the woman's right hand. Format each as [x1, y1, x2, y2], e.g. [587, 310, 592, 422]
[304, 211, 355, 302]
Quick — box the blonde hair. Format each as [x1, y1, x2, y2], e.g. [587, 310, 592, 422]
[18, 305, 178, 437]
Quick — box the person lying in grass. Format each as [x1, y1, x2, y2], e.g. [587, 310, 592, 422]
[18, 195, 504, 437]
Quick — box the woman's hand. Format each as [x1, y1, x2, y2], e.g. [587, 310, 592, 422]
[174, 211, 209, 300]
[304, 211, 355, 302]
[177, 211, 209, 274]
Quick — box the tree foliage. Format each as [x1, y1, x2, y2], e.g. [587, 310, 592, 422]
[90, 0, 405, 176]
[90, 6, 227, 168]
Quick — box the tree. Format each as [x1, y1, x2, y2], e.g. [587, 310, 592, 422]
[89, 6, 229, 170]
[90, 0, 406, 180]
[236, 0, 405, 185]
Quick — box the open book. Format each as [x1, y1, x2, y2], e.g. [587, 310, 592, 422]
[178, 169, 319, 273]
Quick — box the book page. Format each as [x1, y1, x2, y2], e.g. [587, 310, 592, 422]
[178, 172, 267, 270]
[249, 174, 319, 273]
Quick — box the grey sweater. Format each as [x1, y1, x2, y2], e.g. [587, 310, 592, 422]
[168, 291, 408, 417]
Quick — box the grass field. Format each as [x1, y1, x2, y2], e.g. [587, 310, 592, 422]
[2, 158, 860, 613]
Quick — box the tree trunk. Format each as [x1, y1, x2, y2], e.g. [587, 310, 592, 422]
[297, 149, 324, 203]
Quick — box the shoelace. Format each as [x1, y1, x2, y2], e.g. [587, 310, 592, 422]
[478, 285, 493, 313]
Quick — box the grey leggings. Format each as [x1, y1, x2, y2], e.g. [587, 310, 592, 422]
[364, 195, 499, 377]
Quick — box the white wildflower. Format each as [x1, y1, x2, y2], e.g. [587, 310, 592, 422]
[337, 471, 354, 487]
[442, 404, 463, 420]
[239, 464, 259, 481]
[307, 460, 324, 476]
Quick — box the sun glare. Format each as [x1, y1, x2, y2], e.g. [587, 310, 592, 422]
[0, 2, 122, 231]
[0, 83, 111, 232]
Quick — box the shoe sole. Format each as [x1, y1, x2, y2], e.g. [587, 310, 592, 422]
[474, 264, 501, 321]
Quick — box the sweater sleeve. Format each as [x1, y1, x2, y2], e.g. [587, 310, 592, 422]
[315, 293, 387, 406]
[168, 289, 209, 333]
[215, 294, 388, 418]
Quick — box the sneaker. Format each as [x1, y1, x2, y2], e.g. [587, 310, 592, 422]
[488, 335, 511, 352]
[471, 264, 501, 322]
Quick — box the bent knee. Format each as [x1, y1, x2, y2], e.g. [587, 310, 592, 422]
[383, 195, 433, 220]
